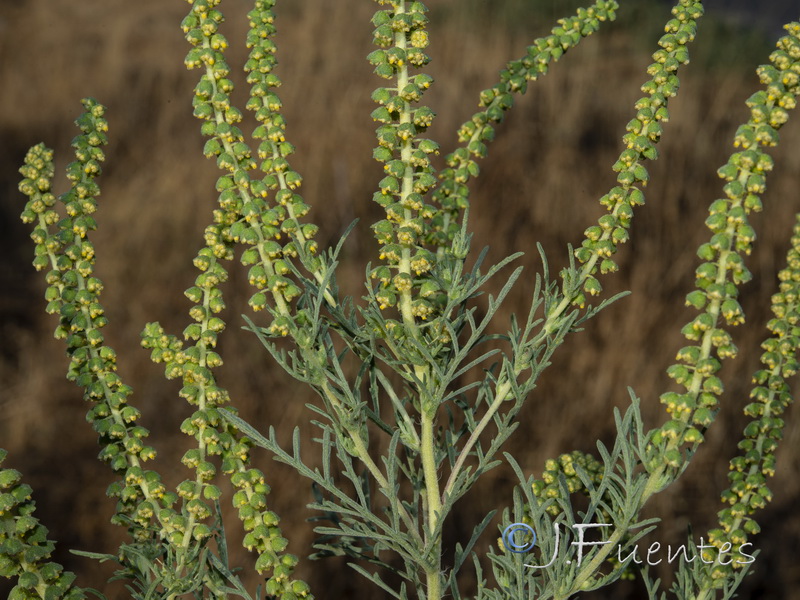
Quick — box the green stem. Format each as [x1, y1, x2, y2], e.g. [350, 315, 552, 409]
[555, 525, 629, 599]
[394, 0, 422, 338]
[318, 377, 425, 547]
[421, 411, 442, 600]
[443, 375, 514, 500]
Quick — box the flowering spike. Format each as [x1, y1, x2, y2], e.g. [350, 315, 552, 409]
[651, 21, 800, 471]
[178, 2, 314, 595]
[18, 102, 174, 544]
[433, 1, 620, 248]
[0, 450, 87, 599]
[699, 213, 800, 587]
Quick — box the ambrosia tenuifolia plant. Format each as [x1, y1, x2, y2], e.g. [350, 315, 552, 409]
[3, 0, 800, 598]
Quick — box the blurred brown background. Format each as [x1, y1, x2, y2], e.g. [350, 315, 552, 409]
[1, 0, 799, 598]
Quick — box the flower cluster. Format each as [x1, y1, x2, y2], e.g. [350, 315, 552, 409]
[182, 0, 320, 336]
[651, 23, 800, 470]
[531, 450, 605, 517]
[570, 0, 703, 307]
[141, 324, 308, 596]
[17, 104, 170, 544]
[134, 1, 315, 595]
[0, 450, 85, 600]
[702, 214, 800, 582]
[366, 1, 621, 331]
[433, 1, 619, 241]
[243, 0, 323, 303]
[10, 2, 800, 599]
[367, 0, 444, 326]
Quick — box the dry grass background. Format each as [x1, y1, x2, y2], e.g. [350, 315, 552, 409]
[1, 1, 799, 598]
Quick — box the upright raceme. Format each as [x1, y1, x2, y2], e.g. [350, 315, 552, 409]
[368, 1, 444, 328]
